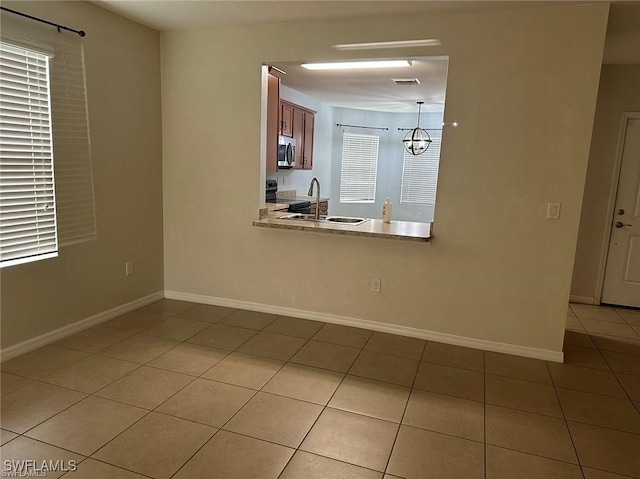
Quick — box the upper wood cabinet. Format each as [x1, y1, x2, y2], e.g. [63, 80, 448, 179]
[280, 102, 294, 137]
[301, 111, 314, 170]
[292, 108, 304, 167]
[281, 100, 315, 170]
[266, 70, 282, 173]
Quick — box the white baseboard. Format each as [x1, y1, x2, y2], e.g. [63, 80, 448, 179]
[1, 291, 164, 362]
[165, 290, 564, 363]
[569, 295, 597, 305]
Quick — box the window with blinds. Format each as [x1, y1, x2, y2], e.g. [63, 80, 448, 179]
[400, 136, 441, 205]
[0, 42, 58, 267]
[339, 132, 379, 203]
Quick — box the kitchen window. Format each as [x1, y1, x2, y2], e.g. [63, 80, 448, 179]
[339, 131, 379, 203]
[400, 135, 441, 205]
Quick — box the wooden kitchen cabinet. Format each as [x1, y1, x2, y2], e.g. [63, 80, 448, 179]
[266, 69, 282, 173]
[301, 111, 314, 170]
[310, 200, 329, 216]
[283, 101, 315, 170]
[292, 108, 304, 167]
[278, 99, 315, 170]
[280, 102, 293, 137]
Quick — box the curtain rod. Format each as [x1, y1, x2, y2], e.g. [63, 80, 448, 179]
[0, 6, 86, 37]
[336, 123, 389, 131]
[398, 128, 443, 131]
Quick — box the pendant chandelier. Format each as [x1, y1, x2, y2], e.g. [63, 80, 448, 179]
[403, 101, 432, 156]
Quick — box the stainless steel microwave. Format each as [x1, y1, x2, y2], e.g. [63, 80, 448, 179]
[278, 136, 296, 169]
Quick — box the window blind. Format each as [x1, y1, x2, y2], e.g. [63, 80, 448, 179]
[400, 136, 441, 205]
[0, 42, 58, 267]
[340, 132, 379, 203]
[49, 36, 95, 246]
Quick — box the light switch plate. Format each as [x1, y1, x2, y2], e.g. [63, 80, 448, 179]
[547, 202, 561, 220]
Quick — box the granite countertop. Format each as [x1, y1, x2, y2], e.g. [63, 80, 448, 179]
[253, 215, 431, 242]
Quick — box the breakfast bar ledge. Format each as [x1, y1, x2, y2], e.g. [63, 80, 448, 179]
[253, 211, 432, 243]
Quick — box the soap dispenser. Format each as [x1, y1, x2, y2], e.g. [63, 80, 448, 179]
[382, 197, 392, 223]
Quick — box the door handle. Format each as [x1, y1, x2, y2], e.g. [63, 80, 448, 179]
[615, 221, 632, 228]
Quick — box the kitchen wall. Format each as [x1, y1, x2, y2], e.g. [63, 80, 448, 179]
[329, 108, 443, 222]
[270, 87, 444, 221]
[570, 64, 640, 303]
[161, 4, 608, 357]
[1, 1, 164, 349]
[267, 85, 333, 199]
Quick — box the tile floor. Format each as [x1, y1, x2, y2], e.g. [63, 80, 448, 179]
[1, 300, 639, 478]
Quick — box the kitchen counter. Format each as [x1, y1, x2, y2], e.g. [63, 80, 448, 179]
[266, 202, 290, 213]
[253, 215, 431, 242]
[286, 196, 329, 205]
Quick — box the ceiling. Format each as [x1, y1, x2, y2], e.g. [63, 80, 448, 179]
[92, 1, 571, 32]
[92, 1, 640, 113]
[272, 58, 449, 113]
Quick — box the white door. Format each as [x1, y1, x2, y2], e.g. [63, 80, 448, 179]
[602, 117, 640, 308]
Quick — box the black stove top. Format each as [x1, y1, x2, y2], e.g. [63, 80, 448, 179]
[266, 198, 310, 206]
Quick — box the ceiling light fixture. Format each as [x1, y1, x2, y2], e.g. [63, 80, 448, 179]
[392, 78, 421, 85]
[333, 39, 441, 51]
[403, 101, 432, 156]
[301, 60, 411, 71]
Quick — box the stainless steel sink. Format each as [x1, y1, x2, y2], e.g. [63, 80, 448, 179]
[278, 214, 327, 221]
[277, 214, 368, 225]
[326, 216, 368, 225]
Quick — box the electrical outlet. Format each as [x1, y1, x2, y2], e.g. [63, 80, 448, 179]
[547, 202, 561, 219]
[370, 278, 381, 293]
[125, 261, 134, 276]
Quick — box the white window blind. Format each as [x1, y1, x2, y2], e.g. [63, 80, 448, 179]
[340, 132, 379, 203]
[400, 136, 441, 205]
[0, 42, 58, 267]
[49, 36, 95, 246]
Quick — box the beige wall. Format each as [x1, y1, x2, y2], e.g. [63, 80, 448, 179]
[571, 64, 640, 302]
[1, 1, 164, 348]
[162, 4, 608, 355]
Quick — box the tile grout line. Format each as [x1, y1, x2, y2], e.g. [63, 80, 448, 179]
[273, 330, 370, 479]
[22, 305, 241, 478]
[167, 428, 223, 479]
[545, 361, 586, 479]
[209, 317, 335, 479]
[574, 312, 640, 340]
[380, 339, 428, 477]
[77, 360, 204, 474]
[83, 307, 256, 478]
[590, 331, 640, 414]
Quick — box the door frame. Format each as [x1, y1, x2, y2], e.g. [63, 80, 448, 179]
[594, 111, 640, 305]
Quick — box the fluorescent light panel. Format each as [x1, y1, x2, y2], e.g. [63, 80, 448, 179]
[333, 39, 441, 51]
[301, 60, 411, 71]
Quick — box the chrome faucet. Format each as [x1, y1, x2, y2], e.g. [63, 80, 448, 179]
[308, 177, 321, 220]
